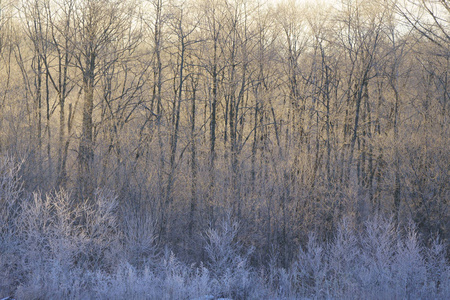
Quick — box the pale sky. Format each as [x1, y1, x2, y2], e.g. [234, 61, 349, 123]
[266, 0, 336, 4]
[264, 0, 338, 9]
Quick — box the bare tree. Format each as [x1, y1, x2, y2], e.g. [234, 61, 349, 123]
[71, 0, 140, 199]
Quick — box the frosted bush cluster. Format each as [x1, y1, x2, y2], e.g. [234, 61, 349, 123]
[0, 158, 448, 299]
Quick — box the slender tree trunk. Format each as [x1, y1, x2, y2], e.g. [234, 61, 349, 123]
[189, 74, 198, 237]
[209, 35, 218, 223]
[78, 49, 96, 200]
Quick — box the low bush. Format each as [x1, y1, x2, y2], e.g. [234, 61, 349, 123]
[0, 157, 448, 299]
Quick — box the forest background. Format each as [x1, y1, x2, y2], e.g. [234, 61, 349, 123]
[0, 0, 448, 298]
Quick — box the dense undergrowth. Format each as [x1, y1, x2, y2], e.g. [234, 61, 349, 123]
[0, 157, 448, 299]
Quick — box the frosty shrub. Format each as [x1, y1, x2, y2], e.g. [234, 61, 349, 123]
[358, 215, 398, 298]
[120, 202, 158, 268]
[0, 156, 23, 296]
[79, 188, 122, 271]
[1, 187, 122, 298]
[0, 156, 448, 299]
[425, 236, 450, 297]
[204, 215, 256, 299]
[392, 223, 428, 298]
[272, 215, 450, 299]
[327, 217, 360, 298]
[0, 156, 22, 232]
[294, 232, 329, 298]
[92, 262, 161, 299]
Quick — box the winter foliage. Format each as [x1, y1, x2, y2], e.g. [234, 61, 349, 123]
[0, 157, 448, 299]
[0, 0, 449, 298]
